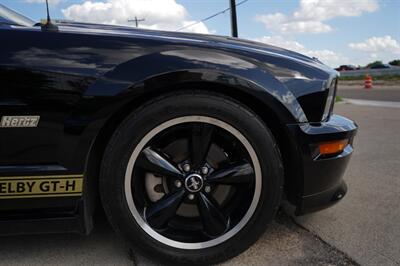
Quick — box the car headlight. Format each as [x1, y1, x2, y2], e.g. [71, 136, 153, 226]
[322, 77, 337, 121]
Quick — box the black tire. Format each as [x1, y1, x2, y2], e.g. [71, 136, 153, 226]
[100, 91, 283, 265]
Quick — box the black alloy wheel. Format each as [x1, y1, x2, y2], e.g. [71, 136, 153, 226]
[130, 118, 258, 247]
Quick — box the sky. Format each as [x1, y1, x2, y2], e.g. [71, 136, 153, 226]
[1, 0, 400, 67]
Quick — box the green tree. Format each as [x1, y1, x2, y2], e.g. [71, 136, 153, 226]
[389, 60, 400, 66]
[366, 61, 383, 68]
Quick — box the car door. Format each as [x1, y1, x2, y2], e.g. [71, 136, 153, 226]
[0, 26, 83, 167]
[0, 23, 97, 208]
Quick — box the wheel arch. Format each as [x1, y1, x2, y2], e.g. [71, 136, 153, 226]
[83, 78, 303, 222]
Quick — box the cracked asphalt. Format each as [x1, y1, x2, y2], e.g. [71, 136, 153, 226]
[0, 211, 357, 266]
[0, 86, 399, 265]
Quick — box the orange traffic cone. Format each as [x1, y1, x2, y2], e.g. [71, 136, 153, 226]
[364, 75, 372, 89]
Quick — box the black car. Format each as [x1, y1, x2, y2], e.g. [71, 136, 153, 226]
[335, 64, 357, 71]
[0, 4, 357, 265]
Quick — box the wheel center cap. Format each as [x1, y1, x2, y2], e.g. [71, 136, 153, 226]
[184, 174, 204, 193]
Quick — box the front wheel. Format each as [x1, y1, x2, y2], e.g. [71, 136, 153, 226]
[100, 92, 283, 265]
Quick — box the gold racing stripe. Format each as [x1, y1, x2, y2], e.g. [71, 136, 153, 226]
[0, 175, 83, 199]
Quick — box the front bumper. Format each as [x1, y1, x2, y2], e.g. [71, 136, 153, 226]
[287, 114, 357, 215]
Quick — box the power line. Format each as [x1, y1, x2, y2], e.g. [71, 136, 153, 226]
[176, 0, 249, 32]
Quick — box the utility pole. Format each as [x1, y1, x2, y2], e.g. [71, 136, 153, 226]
[230, 0, 238, 37]
[128, 16, 145, 27]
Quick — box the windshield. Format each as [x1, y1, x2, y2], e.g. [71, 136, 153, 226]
[0, 4, 35, 27]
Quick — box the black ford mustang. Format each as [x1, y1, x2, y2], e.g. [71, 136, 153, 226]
[0, 5, 357, 265]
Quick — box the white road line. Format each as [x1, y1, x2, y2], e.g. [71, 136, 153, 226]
[344, 98, 400, 108]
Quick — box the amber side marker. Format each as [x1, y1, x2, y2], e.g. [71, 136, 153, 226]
[319, 139, 349, 155]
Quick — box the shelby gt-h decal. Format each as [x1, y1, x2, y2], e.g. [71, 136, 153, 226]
[0, 175, 83, 199]
[0, 116, 40, 128]
[0, 4, 357, 265]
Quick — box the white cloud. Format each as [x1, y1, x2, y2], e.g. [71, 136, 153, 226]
[253, 35, 348, 67]
[370, 53, 378, 58]
[349, 36, 400, 54]
[62, 0, 210, 34]
[253, 36, 305, 52]
[255, 14, 333, 34]
[25, 0, 61, 4]
[256, 0, 378, 34]
[179, 20, 210, 34]
[306, 50, 346, 65]
[292, 0, 378, 21]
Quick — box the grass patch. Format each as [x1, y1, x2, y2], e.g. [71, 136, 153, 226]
[339, 74, 400, 81]
[335, 96, 343, 102]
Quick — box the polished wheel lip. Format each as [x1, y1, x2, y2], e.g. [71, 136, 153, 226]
[124, 116, 262, 249]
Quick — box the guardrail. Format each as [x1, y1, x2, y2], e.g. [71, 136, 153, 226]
[340, 67, 400, 77]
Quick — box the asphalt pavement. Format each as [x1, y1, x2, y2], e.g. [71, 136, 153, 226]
[295, 103, 400, 266]
[0, 211, 356, 266]
[0, 89, 399, 265]
[337, 84, 400, 102]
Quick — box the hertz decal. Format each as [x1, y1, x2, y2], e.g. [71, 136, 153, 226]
[0, 175, 83, 199]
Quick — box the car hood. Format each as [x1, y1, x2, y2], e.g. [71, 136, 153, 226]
[58, 21, 325, 64]
[56, 21, 337, 82]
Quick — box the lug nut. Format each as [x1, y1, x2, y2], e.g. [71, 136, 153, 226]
[188, 194, 195, 200]
[174, 180, 182, 188]
[183, 164, 191, 172]
[204, 186, 211, 193]
[201, 166, 209, 175]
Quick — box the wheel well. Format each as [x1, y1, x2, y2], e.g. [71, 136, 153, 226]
[85, 82, 300, 211]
